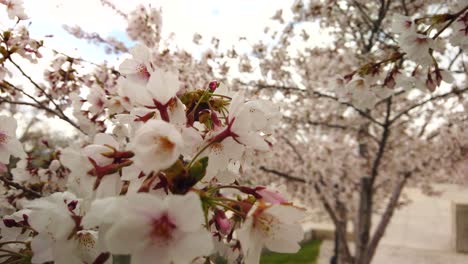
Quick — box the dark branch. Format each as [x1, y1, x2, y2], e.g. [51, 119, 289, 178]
[390, 87, 468, 124]
[367, 173, 409, 260]
[259, 166, 305, 183]
[0, 175, 42, 198]
[370, 97, 392, 185]
[280, 136, 305, 163]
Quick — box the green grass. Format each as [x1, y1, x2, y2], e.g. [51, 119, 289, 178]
[260, 240, 322, 264]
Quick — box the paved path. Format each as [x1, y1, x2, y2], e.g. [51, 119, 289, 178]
[311, 184, 468, 263]
[317, 241, 468, 264]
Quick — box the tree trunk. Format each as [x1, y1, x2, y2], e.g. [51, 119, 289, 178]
[336, 200, 354, 264]
[366, 175, 408, 262]
[354, 177, 373, 264]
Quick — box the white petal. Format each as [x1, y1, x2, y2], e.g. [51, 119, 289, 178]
[0, 147, 10, 163]
[119, 59, 140, 74]
[0, 115, 17, 136]
[130, 44, 151, 63]
[82, 197, 121, 228]
[5, 139, 26, 159]
[147, 70, 180, 105]
[132, 246, 170, 264]
[104, 215, 150, 254]
[171, 230, 213, 263]
[266, 205, 305, 224]
[265, 224, 303, 253]
[31, 234, 54, 263]
[95, 173, 122, 198]
[93, 133, 118, 148]
[167, 192, 204, 232]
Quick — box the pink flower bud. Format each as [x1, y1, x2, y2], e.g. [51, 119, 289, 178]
[214, 210, 232, 235]
[208, 80, 219, 92]
[255, 187, 288, 204]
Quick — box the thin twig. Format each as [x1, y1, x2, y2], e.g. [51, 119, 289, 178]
[258, 166, 305, 183]
[0, 175, 41, 198]
[390, 87, 468, 124]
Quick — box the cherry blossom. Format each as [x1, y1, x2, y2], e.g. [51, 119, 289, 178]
[237, 203, 305, 264]
[119, 44, 154, 85]
[131, 120, 184, 174]
[1, 0, 28, 20]
[84, 192, 213, 264]
[398, 33, 434, 66]
[0, 116, 26, 164]
[23, 192, 108, 264]
[1, 2, 466, 264]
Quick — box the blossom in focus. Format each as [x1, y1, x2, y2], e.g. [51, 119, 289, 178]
[23, 192, 107, 264]
[237, 203, 305, 264]
[131, 120, 184, 174]
[84, 192, 213, 264]
[118, 67, 181, 122]
[210, 93, 272, 151]
[82, 133, 127, 198]
[119, 44, 154, 85]
[255, 184, 289, 204]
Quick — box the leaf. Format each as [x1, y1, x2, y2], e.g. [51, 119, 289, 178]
[189, 157, 209, 182]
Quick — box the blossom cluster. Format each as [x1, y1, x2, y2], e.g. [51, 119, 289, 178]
[1, 26, 304, 264]
[0, 2, 306, 264]
[330, 7, 467, 109]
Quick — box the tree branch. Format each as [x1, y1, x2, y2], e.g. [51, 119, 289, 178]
[314, 181, 353, 262]
[390, 87, 468, 125]
[367, 173, 409, 261]
[370, 97, 392, 185]
[258, 166, 305, 183]
[0, 97, 60, 117]
[280, 136, 305, 163]
[250, 82, 384, 126]
[7, 58, 84, 133]
[0, 175, 42, 198]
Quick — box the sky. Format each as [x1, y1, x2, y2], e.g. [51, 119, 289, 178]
[1, 0, 294, 64]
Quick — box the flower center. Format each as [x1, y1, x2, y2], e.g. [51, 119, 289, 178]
[156, 136, 175, 152]
[210, 142, 223, 154]
[254, 214, 275, 235]
[404, 20, 412, 29]
[77, 232, 96, 250]
[137, 64, 151, 80]
[0, 131, 8, 145]
[151, 214, 176, 241]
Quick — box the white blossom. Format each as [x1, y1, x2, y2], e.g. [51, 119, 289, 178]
[131, 120, 184, 174]
[237, 203, 305, 264]
[0, 116, 26, 164]
[84, 192, 213, 264]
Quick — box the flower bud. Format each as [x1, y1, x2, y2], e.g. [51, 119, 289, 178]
[49, 159, 61, 172]
[208, 80, 219, 92]
[255, 187, 288, 204]
[214, 209, 232, 235]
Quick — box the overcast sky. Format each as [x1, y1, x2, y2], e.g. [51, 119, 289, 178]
[1, 0, 294, 64]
